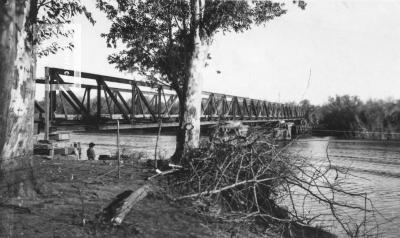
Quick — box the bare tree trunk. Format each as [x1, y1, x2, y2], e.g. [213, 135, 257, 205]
[0, 0, 36, 199]
[172, 0, 208, 163]
[183, 33, 205, 149]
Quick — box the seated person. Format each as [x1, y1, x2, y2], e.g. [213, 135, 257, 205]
[87, 142, 96, 160]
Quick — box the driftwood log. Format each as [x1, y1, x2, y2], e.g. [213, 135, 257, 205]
[98, 184, 153, 225]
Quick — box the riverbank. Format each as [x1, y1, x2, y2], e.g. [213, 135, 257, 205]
[0, 156, 276, 238]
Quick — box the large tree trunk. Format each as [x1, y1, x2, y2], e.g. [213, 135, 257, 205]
[172, 0, 208, 163]
[173, 97, 187, 163]
[0, 0, 36, 199]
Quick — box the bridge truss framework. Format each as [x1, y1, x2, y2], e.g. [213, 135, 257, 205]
[34, 67, 305, 131]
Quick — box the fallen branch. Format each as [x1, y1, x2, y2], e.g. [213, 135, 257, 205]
[148, 168, 180, 180]
[178, 177, 277, 200]
[98, 184, 153, 225]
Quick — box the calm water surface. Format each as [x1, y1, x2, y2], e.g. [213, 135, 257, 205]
[68, 133, 399, 237]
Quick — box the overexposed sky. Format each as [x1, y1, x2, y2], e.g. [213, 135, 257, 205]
[37, 0, 400, 105]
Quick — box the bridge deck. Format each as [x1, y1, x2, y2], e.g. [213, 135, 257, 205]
[50, 118, 303, 131]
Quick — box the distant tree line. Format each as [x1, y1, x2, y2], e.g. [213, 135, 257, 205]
[303, 95, 400, 138]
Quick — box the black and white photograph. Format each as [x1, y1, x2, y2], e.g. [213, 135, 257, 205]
[0, 0, 399, 237]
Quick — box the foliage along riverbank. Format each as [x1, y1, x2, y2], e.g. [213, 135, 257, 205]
[303, 95, 400, 140]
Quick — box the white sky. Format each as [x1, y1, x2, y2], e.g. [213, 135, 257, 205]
[37, 0, 400, 105]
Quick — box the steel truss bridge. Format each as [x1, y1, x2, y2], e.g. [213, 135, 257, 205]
[34, 67, 305, 131]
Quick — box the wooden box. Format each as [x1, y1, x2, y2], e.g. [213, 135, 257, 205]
[49, 132, 70, 141]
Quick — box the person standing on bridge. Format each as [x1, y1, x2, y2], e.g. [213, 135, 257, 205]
[87, 142, 96, 160]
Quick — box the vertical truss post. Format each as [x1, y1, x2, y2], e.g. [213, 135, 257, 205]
[44, 67, 50, 140]
[250, 100, 255, 119]
[49, 71, 56, 122]
[161, 88, 169, 116]
[257, 100, 261, 119]
[287, 105, 290, 118]
[158, 87, 162, 122]
[48, 70, 57, 123]
[285, 105, 288, 118]
[97, 83, 101, 120]
[226, 97, 232, 119]
[271, 103, 275, 119]
[232, 97, 237, 120]
[113, 91, 118, 114]
[131, 83, 136, 119]
[221, 96, 226, 117]
[87, 88, 91, 115]
[223, 96, 228, 118]
[276, 104, 280, 119]
[211, 94, 217, 117]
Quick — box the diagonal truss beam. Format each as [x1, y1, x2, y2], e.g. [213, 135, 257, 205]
[97, 77, 130, 120]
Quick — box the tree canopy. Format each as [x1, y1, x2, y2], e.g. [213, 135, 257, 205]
[33, 0, 95, 57]
[97, 0, 305, 97]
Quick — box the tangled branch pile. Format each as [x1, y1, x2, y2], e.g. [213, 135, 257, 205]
[175, 126, 288, 216]
[164, 124, 377, 237]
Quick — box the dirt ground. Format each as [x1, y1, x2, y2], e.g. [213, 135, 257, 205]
[0, 157, 274, 238]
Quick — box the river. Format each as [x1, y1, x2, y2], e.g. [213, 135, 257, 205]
[287, 137, 400, 237]
[61, 133, 399, 237]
